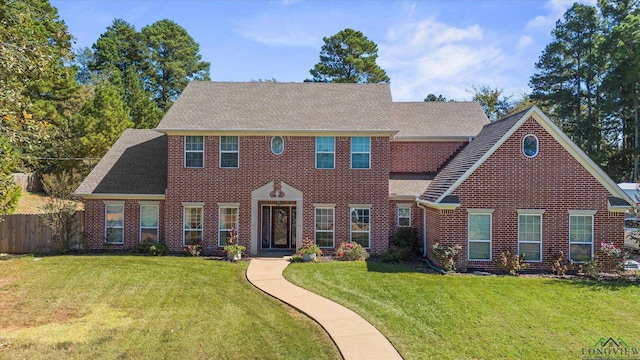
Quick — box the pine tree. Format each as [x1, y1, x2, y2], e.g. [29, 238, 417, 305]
[308, 28, 390, 83]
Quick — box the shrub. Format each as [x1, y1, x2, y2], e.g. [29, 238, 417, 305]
[494, 250, 530, 276]
[579, 260, 599, 279]
[296, 237, 322, 256]
[600, 241, 628, 273]
[336, 242, 369, 261]
[549, 249, 569, 276]
[185, 242, 202, 256]
[149, 242, 167, 256]
[290, 253, 303, 263]
[390, 227, 421, 256]
[136, 241, 167, 256]
[431, 242, 462, 272]
[382, 245, 411, 263]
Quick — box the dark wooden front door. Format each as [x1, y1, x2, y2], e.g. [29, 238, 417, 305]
[271, 207, 290, 248]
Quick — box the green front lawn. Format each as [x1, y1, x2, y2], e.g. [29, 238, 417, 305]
[284, 261, 640, 360]
[0, 256, 340, 359]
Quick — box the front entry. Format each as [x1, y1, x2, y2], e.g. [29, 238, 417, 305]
[261, 205, 297, 249]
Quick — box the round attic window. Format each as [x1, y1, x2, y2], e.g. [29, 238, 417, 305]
[271, 136, 284, 155]
[522, 134, 539, 158]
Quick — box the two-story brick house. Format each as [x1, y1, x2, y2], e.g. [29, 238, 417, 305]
[76, 81, 632, 271]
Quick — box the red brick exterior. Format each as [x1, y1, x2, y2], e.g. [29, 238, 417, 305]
[390, 141, 467, 173]
[388, 200, 424, 246]
[83, 199, 165, 250]
[159, 135, 390, 255]
[425, 117, 624, 271]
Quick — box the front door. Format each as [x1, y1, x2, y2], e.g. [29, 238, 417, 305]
[271, 207, 290, 248]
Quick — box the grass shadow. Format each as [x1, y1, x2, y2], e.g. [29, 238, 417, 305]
[544, 277, 638, 291]
[365, 260, 427, 274]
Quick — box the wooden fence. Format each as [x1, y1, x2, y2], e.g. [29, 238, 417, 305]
[12, 173, 43, 192]
[0, 212, 84, 254]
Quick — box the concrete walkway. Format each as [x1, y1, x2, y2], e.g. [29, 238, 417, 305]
[246, 257, 403, 360]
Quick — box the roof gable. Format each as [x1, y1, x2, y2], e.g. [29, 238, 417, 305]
[156, 81, 395, 133]
[420, 106, 633, 207]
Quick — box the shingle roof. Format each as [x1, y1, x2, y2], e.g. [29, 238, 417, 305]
[75, 130, 167, 195]
[389, 179, 432, 197]
[156, 81, 395, 132]
[420, 108, 531, 202]
[392, 102, 489, 138]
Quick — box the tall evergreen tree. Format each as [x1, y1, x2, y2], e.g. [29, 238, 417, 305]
[74, 79, 133, 158]
[141, 19, 210, 111]
[308, 28, 390, 84]
[530, 4, 604, 162]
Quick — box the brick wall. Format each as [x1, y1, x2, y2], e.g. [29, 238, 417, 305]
[84, 199, 165, 250]
[388, 200, 424, 248]
[390, 141, 466, 173]
[426, 117, 624, 272]
[161, 135, 390, 255]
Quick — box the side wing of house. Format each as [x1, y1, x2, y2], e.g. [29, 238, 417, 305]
[420, 107, 632, 271]
[75, 129, 168, 249]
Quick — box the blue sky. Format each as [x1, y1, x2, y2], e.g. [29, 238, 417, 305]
[52, 0, 595, 102]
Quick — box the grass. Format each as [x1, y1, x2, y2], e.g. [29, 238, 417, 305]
[284, 260, 640, 360]
[12, 191, 83, 214]
[0, 256, 340, 359]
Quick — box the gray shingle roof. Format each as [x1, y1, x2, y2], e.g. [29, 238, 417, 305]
[156, 81, 395, 132]
[392, 102, 489, 138]
[75, 130, 167, 195]
[389, 179, 432, 197]
[420, 108, 531, 202]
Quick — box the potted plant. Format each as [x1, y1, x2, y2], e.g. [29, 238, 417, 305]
[297, 237, 322, 262]
[223, 228, 245, 261]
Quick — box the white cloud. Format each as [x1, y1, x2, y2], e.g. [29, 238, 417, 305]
[379, 19, 504, 101]
[235, 17, 320, 47]
[517, 35, 533, 49]
[526, 0, 597, 32]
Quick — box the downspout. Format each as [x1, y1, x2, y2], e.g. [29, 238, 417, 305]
[416, 198, 446, 275]
[416, 197, 428, 257]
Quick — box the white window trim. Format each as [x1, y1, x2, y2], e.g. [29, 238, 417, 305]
[314, 206, 335, 248]
[397, 204, 411, 227]
[218, 206, 239, 247]
[105, 201, 125, 244]
[183, 205, 203, 247]
[219, 136, 239, 168]
[522, 134, 539, 158]
[350, 207, 371, 249]
[518, 213, 542, 262]
[350, 137, 371, 170]
[468, 212, 492, 261]
[184, 136, 204, 168]
[315, 136, 335, 169]
[139, 203, 159, 243]
[569, 214, 594, 263]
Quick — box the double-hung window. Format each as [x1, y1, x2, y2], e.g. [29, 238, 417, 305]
[569, 212, 595, 262]
[316, 137, 335, 169]
[314, 206, 335, 248]
[351, 137, 370, 169]
[140, 203, 159, 243]
[218, 205, 239, 247]
[183, 205, 203, 246]
[105, 202, 124, 244]
[398, 205, 411, 227]
[518, 211, 543, 262]
[220, 136, 239, 168]
[350, 207, 370, 248]
[185, 136, 204, 168]
[468, 211, 492, 260]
